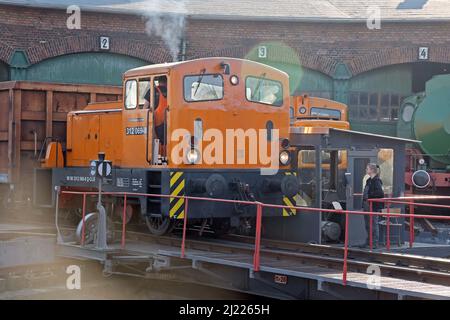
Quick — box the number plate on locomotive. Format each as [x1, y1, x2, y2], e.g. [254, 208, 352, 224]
[126, 126, 147, 135]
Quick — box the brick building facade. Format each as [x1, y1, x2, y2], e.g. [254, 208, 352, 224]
[1, 2, 450, 134]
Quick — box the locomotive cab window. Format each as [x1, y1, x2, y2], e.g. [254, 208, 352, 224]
[246, 76, 283, 107]
[125, 80, 137, 110]
[310, 107, 341, 120]
[153, 76, 168, 110]
[300, 150, 343, 165]
[184, 74, 223, 102]
[139, 78, 151, 109]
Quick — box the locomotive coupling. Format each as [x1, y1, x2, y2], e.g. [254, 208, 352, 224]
[262, 175, 299, 198]
[189, 174, 227, 198]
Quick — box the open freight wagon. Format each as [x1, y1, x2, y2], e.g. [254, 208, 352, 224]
[0, 81, 122, 210]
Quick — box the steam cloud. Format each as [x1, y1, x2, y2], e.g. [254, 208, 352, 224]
[142, 0, 187, 61]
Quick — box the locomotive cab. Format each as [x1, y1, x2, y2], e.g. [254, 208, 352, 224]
[291, 95, 349, 172]
[289, 95, 350, 209]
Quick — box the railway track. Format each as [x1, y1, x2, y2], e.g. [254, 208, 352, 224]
[3, 219, 450, 288]
[122, 229, 450, 287]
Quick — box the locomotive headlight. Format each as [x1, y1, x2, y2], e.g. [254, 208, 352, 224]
[230, 75, 239, 86]
[299, 106, 307, 114]
[279, 151, 291, 165]
[402, 103, 415, 123]
[186, 148, 200, 164]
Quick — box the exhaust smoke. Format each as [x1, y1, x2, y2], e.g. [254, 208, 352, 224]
[142, 0, 187, 61]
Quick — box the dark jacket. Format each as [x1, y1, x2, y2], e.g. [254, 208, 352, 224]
[362, 175, 385, 212]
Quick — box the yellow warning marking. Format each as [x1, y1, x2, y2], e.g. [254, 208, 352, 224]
[283, 196, 296, 216]
[170, 179, 185, 203]
[283, 196, 294, 208]
[177, 210, 185, 220]
[170, 171, 183, 186]
[170, 198, 185, 217]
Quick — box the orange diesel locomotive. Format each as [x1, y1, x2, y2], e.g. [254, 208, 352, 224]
[289, 95, 350, 214]
[40, 58, 299, 236]
[292, 94, 349, 171]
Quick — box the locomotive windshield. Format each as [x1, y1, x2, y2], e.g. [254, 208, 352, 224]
[310, 107, 341, 120]
[184, 74, 224, 102]
[300, 150, 343, 165]
[245, 76, 283, 107]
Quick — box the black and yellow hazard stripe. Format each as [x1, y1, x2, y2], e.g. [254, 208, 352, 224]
[282, 171, 297, 217]
[169, 171, 186, 219]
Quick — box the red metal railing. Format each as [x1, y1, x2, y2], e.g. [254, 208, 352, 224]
[368, 196, 450, 251]
[57, 190, 450, 286]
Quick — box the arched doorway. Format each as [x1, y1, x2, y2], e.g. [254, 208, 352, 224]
[411, 61, 450, 92]
[347, 61, 450, 135]
[22, 52, 149, 85]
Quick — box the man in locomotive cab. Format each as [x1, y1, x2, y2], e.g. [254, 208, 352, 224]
[143, 76, 168, 155]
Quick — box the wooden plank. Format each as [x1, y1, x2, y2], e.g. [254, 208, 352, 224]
[13, 89, 22, 183]
[7, 89, 14, 183]
[0, 81, 122, 94]
[21, 111, 45, 121]
[0, 131, 7, 141]
[3, 81, 122, 94]
[20, 111, 68, 122]
[53, 112, 68, 122]
[21, 141, 43, 151]
[0, 81, 18, 91]
[14, 81, 122, 94]
[46, 91, 53, 138]
[21, 140, 66, 151]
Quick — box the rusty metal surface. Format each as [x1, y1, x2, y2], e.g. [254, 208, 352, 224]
[0, 81, 122, 187]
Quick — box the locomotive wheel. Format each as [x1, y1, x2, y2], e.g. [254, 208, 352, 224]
[145, 216, 174, 236]
[75, 212, 114, 245]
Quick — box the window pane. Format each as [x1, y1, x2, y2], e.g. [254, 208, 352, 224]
[349, 93, 359, 106]
[369, 106, 378, 120]
[391, 107, 399, 120]
[391, 94, 400, 106]
[300, 150, 342, 164]
[184, 74, 223, 102]
[381, 94, 390, 107]
[246, 76, 283, 107]
[349, 106, 359, 120]
[380, 107, 390, 121]
[369, 93, 378, 106]
[125, 80, 137, 110]
[359, 93, 368, 106]
[139, 79, 150, 106]
[359, 106, 368, 119]
[311, 107, 341, 120]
